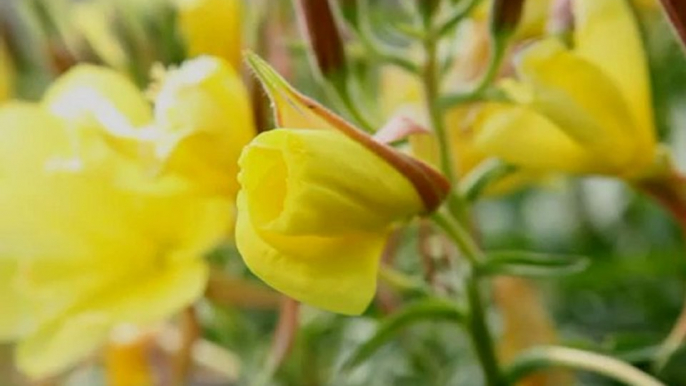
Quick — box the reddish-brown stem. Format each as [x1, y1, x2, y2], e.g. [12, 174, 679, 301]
[659, 0, 686, 50]
[267, 297, 300, 373]
[172, 306, 200, 386]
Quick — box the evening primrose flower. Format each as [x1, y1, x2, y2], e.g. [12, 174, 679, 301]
[0, 60, 238, 378]
[473, 0, 657, 178]
[236, 54, 449, 315]
[175, 0, 243, 68]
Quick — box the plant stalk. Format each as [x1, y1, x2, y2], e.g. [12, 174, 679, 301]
[506, 346, 665, 386]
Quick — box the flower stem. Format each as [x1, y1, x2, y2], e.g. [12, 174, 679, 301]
[505, 346, 666, 386]
[422, 6, 504, 384]
[422, 32, 455, 185]
[433, 211, 504, 386]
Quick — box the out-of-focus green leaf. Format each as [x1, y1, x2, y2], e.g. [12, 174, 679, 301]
[459, 158, 518, 201]
[657, 344, 686, 386]
[342, 298, 466, 371]
[478, 251, 590, 278]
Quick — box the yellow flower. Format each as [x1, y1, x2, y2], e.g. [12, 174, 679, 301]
[175, 0, 243, 68]
[153, 56, 255, 196]
[237, 129, 424, 314]
[379, 66, 539, 195]
[0, 61, 235, 377]
[235, 54, 448, 315]
[474, 0, 656, 178]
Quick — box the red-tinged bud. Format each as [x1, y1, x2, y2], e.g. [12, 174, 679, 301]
[659, 0, 686, 50]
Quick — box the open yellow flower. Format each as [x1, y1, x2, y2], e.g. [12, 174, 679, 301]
[235, 54, 448, 315]
[0, 56, 251, 378]
[473, 0, 656, 178]
[175, 0, 243, 68]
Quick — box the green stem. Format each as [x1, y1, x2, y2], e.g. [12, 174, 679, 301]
[432, 211, 504, 386]
[353, 0, 420, 74]
[422, 7, 504, 383]
[439, 34, 507, 110]
[422, 34, 455, 185]
[431, 211, 483, 265]
[505, 346, 666, 386]
[466, 279, 504, 386]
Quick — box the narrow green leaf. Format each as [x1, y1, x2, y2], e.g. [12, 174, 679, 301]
[342, 298, 466, 371]
[458, 158, 517, 201]
[478, 251, 590, 278]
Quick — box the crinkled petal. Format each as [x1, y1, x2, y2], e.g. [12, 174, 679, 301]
[236, 193, 385, 315]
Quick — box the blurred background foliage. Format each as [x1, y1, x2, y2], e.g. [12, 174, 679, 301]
[2, 0, 686, 385]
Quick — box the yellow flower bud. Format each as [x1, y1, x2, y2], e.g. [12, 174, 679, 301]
[153, 55, 255, 196]
[236, 129, 424, 315]
[474, 0, 656, 178]
[175, 0, 242, 68]
[237, 54, 449, 314]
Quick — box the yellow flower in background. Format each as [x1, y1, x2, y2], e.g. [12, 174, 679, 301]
[176, 0, 243, 68]
[236, 54, 448, 315]
[153, 56, 255, 196]
[0, 56, 252, 377]
[474, 0, 657, 178]
[379, 67, 539, 195]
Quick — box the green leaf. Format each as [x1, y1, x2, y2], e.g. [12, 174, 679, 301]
[478, 251, 590, 278]
[458, 158, 517, 201]
[342, 298, 466, 371]
[657, 343, 686, 385]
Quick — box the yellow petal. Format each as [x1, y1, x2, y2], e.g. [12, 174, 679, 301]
[0, 260, 32, 340]
[176, 0, 243, 68]
[573, 0, 656, 161]
[236, 193, 386, 315]
[246, 53, 450, 212]
[236, 129, 428, 314]
[473, 103, 592, 173]
[16, 313, 111, 379]
[43, 64, 152, 132]
[0, 102, 74, 177]
[154, 56, 255, 196]
[83, 259, 209, 326]
[239, 129, 423, 236]
[515, 39, 639, 173]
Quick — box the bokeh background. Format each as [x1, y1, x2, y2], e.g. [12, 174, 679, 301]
[2, 0, 686, 385]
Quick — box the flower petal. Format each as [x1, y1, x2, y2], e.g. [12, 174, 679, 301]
[16, 313, 111, 379]
[515, 38, 639, 172]
[473, 103, 592, 173]
[573, 0, 656, 159]
[43, 64, 152, 133]
[236, 193, 385, 315]
[239, 129, 423, 236]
